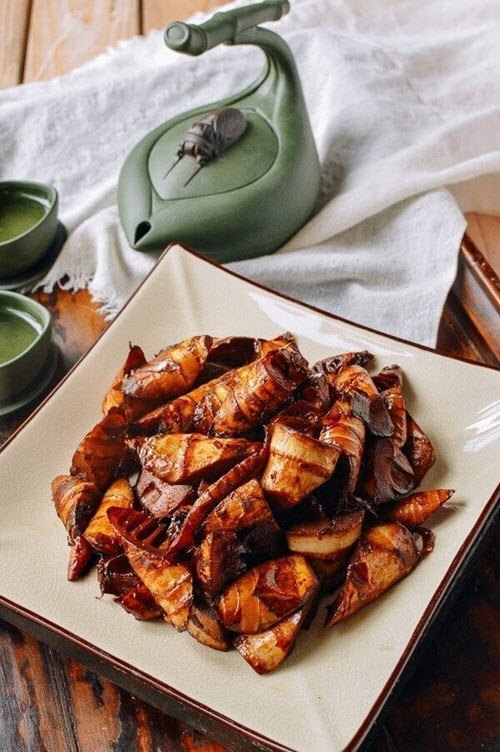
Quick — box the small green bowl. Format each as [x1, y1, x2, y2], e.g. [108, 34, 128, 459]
[0, 181, 59, 278]
[0, 291, 52, 402]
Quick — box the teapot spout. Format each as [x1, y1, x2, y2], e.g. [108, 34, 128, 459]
[133, 221, 152, 247]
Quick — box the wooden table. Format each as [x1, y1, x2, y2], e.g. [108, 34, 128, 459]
[1, 3, 499, 751]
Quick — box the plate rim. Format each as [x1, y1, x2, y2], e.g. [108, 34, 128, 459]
[1, 242, 499, 752]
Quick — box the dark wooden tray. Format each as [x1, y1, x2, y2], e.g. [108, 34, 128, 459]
[437, 236, 500, 365]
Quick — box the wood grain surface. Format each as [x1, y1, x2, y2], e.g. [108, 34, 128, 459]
[142, 0, 229, 30]
[0, 2, 499, 752]
[0, 0, 31, 88]
[24, 0, 139, 83]
[466, 213, 500, 275]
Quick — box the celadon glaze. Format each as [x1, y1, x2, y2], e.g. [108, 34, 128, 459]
[118, 0, 321, 263]
[0, 182, 58, 278]
[0, 308, 41, 364]
[0, 195, 46, 243]
[0, 291, 52, 401]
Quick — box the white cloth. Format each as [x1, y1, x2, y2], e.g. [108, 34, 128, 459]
[1, 0, 499, 344]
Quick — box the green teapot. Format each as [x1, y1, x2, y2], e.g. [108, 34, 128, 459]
[118, 0, 320, 263]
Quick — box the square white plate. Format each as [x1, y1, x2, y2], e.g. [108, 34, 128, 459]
[1, 245, 499, 752]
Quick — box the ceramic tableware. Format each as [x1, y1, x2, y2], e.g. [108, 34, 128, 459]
[0, 245, 498, 751]
[0, 290, 52, 402]
[0, 181, 59, 278]
[0, 222, 67, 291]
[118, 0, 320, 262]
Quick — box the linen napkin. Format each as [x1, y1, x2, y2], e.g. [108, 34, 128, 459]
[1, 0, 499, 345]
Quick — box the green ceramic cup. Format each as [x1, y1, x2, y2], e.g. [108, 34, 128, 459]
[0, 291, 52, 402]
[0, 181, 59, 278]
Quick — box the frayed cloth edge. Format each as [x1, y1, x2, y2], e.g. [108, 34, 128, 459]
[32, 269, 122, 321]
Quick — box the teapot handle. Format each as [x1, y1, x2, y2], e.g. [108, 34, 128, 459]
[164, 0, 290, 56]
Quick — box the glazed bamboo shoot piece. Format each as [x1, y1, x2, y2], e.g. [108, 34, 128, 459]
[84, 477, 134, 554]
[136, 365, 238, 436]
[385, 489, 454, 527]
[256, 332, 297, 357]
[187, 603, 231, 651]
[271, 372, 330, 432]
[52, 473, 102, 541]
[325, 523, 420, 627]
[96, 553, 163, 620]
[286, 512, 364, 560]
[135, 469, 194, 518]
[195, 517, 286, 599]
[361, 437, 415, 504]
[115, 582, 164, 621]
[97, 554, 141, 596]
[372, 364, 403, 391]
[202, 479, 275, 535]
[320, 399, 365, 495]
[134, 394, 196, 435]
[218, 555, 319, 634]
[127, 434, 261, 485]
[106, 507, 171, 558]
[121, 335, 212, 402]
[102, 344, 152, 421]
[194, 531, 246, 598]
[210, 343, 310, 436]
[67, 536, 94, 581]
[313, 350, 373, 377]
[333, 364, 393, 436]
[103, 510, 193, 623]
[261, 423, 340, 510]
[70, 408, 127, 490]
[96, 553, 164, 623]
[192, 376, 236, 435]
[234, 601, 313, 674]
[119, 539, 193, 631]
[207, 335, 258, 368]
[381, 383, 407, 447]
[404, 414, 436, 485]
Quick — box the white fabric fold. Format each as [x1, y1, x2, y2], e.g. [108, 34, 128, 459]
[1, 0, 499, 345]
[230, 189, 462, 346]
